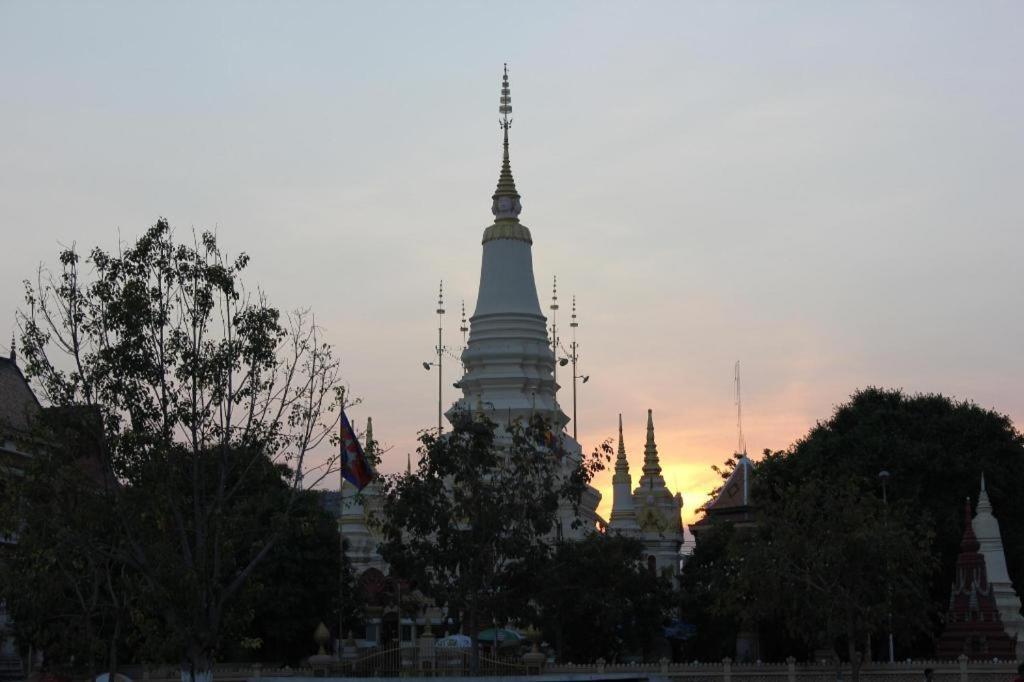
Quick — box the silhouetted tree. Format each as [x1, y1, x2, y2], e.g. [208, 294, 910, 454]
[15, 220, 350, 681]
[378, 412, 607, 672]
[531, 533, 671, 663]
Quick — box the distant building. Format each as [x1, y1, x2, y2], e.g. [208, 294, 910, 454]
[0, 344, 42, 677]
[686, 452, 759, 662]
[936, 498, 1016, 660]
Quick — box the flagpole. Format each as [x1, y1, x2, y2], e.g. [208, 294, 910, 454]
[338, 395, 345, 657]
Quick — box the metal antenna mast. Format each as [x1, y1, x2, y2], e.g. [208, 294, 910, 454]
[436, 282, 445, 435]
[735, 361, 746, 456]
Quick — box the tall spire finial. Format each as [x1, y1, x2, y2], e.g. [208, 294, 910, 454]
[459, 299, 468, 348]
[492, 63, 522, 222]
[614, 413, 630, 480]
[977, 472, 993, 514]
[642, 409, 662, 477]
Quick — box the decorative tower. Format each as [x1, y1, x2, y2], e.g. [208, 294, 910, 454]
[608, 414, 639, 533]
[449, 64, 565, 431]
[971, 473, 1024, 657]
[632, 409, 684, 576]
[937, 498, 1016, 660]
[448, 65, 599, 536]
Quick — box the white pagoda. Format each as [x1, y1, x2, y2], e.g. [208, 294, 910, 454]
[971, 473, 1024, 657]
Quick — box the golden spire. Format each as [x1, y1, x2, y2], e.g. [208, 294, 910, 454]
[491, 63, 522, 223]
[642, 409, 662, 477]
[613, 413, 631, 483]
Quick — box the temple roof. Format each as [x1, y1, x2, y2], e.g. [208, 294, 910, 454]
[705, 453, 754, 512]
[0, 353, 41, 437]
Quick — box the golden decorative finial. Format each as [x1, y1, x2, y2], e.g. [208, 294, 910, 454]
[642, 409, 662, 477]
[499, 62, 512, 129]
[491, 63, 522, 223]
[613, 413, 631, 483]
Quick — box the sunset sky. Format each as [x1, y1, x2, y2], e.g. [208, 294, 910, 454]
[2, 2, 1023, 526]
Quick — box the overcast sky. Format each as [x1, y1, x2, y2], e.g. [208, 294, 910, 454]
[2, 1, 1022, 523]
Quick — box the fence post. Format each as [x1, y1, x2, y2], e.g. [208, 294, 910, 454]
[958, 654, 968, 682]
[787, 656, 796, 682]
[252, 663, 261, 681]
[723, 657, 733, 682]
[660, 657, 670, 674]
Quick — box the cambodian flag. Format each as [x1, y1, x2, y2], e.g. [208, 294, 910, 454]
[340, 410, 375, 491]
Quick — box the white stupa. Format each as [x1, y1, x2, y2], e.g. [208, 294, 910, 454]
[446, 64, 601, 535]
[971, 473, 1024, 657]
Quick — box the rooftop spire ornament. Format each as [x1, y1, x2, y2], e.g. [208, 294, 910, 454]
[491, 63, 522, 223]
[550, 276, 559, 387]
[422, 281, 446, 435]
[459, 299, 468, 349]
[615, 413, 630, 479]
[565, 295, 587, 441]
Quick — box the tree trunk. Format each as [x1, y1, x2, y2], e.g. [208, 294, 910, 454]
[106, 613, 120, 682]
[181, 644, 213, 682]
[846, 618, 861, 682]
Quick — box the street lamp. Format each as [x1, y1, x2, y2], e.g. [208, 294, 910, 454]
[878, 469, 893, 663]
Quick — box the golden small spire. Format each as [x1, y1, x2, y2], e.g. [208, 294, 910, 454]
[642, 409, 662, 477]
[613, 413, 631, 483]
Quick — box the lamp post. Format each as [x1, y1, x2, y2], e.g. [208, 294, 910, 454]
[879, 469, 894, 663]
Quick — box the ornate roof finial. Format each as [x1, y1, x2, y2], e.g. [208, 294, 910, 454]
[492, 63, 522, 223]
[961, 497, 980, 553]
[642, 409, 662, 477]
[614, 413, 631, 481]
[459, 299, 468, 348]
[977, 472, 992, 514]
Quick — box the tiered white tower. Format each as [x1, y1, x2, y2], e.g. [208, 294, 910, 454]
[971, 473, 1024, 657]
[447, 65, 600, 534]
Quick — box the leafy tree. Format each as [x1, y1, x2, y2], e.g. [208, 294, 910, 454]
[0, 407, 132, 678]
[757, 388, 1024, 656]
[235, 489, 361, 664]
[684, 388, 1024, 664]
[378, 411, 606, 671]
[726, 475, 935, 681]
[531, 533, 671, 663]
[16, 220, 349, 680]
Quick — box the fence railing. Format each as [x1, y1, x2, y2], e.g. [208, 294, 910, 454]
[104, 653, 1024, 681]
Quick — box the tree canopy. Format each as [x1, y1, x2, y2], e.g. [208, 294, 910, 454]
[6, 220, 351, 679]
[682, 387, 1024, 665]
[377, 411, 607, 670]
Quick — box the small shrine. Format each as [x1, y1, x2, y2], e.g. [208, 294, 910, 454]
[936, 498, 1016, 660]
